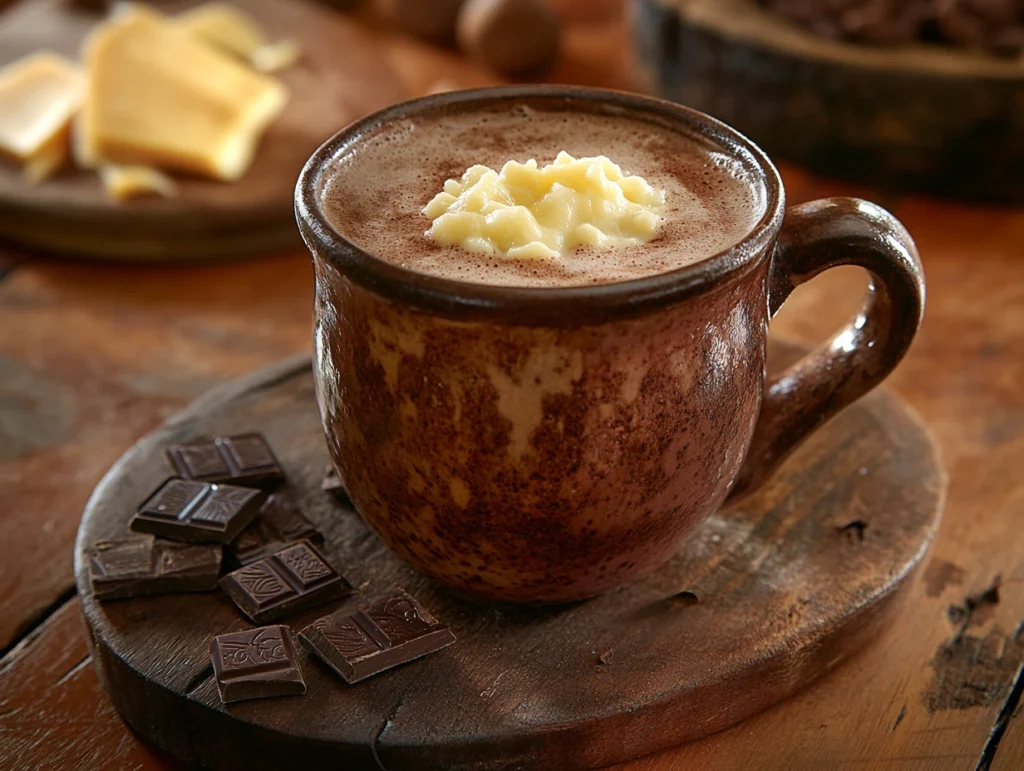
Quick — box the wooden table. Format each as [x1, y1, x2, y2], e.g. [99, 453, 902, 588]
[1, 2, 1023, 770]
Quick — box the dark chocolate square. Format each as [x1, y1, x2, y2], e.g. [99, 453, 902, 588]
[131, 479, 265, 543]
[220, 541, 350, 623]
[228, 493, 323, 567]
[88, 535, 222, 600]
[321, 465, 350, 503]
[210, 625, 306, 703]
[167, 433, 284, 488]
[299, 589, 456, 684]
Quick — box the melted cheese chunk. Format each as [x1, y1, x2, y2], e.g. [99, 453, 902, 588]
[423, 152, 666, 259]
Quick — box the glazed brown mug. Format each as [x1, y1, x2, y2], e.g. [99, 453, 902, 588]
[296, 86, 924, 604]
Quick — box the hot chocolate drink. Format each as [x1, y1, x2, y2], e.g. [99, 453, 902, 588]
[299, 87, 923, 604]
[321, 103, 766, 287]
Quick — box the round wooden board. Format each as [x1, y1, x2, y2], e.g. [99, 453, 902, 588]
[0, 0, 408, 261]
[633, 0, 1024, 203]
[74, 341, 945, 770]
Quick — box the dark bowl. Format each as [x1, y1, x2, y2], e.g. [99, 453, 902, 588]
[632, 0, 1024, 203]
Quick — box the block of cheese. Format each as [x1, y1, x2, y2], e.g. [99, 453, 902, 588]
[0, 52, 84, 183]
[175, 3, 266, 60]
[100, 164, 179, 200]
[80, 5, 288, 181]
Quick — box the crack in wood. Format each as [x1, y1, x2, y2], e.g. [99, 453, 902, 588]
[184, 663, 215, 695]
[975, 621, 1024, 771]
[671, 589, 700, 605]
[891, 704, 905, 731]
[0, 585, 77, 662]
[370, 671, 427, 771]
[54, 654, 90, 687]
[370, 698, 403, 771]
[837, 519, 868, 541]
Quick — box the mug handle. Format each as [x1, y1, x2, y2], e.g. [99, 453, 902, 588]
[727, 197, 925, 502]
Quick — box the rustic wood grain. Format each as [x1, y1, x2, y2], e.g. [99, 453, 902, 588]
[74, 344, 941, 769]
[0, 599, 174, 770]
[0, 0, 1022, 768]
[0, 0, 408, 260]
[0, 254, 312, 654]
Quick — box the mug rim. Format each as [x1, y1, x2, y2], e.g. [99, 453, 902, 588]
[295, 85, 785, 326]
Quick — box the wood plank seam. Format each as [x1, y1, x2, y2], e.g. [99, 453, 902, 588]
[976, 620, 1024, 771]
[0, 585, 76, 661]
[54, 653, 90, 687]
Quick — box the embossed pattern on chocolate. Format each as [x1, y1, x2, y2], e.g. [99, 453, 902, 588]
[228, 493, 323, 566]
[210, 626, 306, 703]
[299, 590, 456, 683]
[88, 535, 222, 600]
[167, 433, 284, 488]
[131, 479, 265, 543]
[220, 541, 350, 623]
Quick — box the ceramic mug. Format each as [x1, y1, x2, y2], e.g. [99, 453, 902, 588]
[296, 86, 924, 604]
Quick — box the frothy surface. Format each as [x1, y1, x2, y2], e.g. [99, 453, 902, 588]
[321, 103, 766, 288]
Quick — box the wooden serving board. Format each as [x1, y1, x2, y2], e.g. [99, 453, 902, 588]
[73, 341, 945, 770]
[0, 0, 409, 261]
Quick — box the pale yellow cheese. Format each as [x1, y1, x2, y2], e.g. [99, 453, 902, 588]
[100, 164, 179, 200]
[80, 5, 288, 181]
[250, 39, 301, 73]
[175, 3, 266, 60]
[0, 52, 84, 182]
[423, 152, 666, 259]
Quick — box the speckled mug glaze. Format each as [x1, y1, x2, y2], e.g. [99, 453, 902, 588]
[296, 86, 925, 604]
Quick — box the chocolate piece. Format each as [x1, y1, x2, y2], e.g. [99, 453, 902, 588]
[299, 589, 456, 683]
[88, 535, 222, 600]
[210, 625, 306, 703]
[167, 433, 284, 488]
[228, 493, 324, 567]
[320, 465, 350, 503]
[220, 541, 350, 623]
[131, 479, 265, 543]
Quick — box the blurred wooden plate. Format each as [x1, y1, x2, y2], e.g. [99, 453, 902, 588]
[0, 0, 408, 261]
